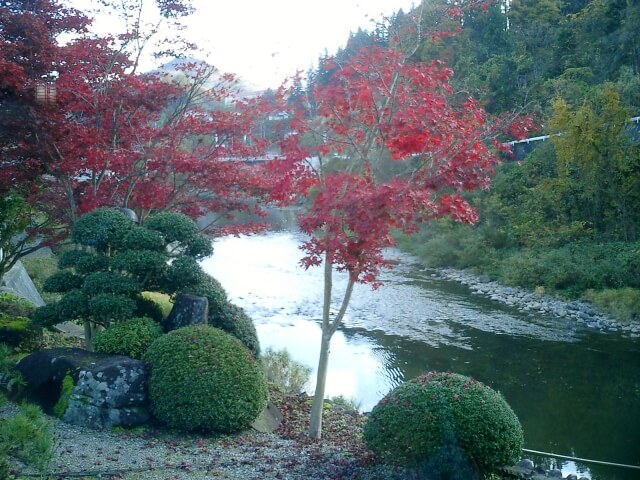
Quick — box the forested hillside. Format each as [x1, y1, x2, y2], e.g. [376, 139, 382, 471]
[311, 0, 640, 321]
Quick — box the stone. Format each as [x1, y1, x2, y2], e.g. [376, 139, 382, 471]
[116, 207, 139, 223]
[0, 260, 45, 307]
[251, 402, 283, 433]
[548, 469, 563, 477]
[566, 474, 579, 480]
[516, 459, 535, 470]
[163, 293, 209, 332]
[13, 347, 149, 430]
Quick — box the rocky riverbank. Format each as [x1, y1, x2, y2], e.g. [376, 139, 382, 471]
[434, 268, 640, 337]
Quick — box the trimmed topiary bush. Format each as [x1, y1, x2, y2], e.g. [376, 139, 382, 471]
[144, 325, 268, 433]
[93, 317, 163, 359]
[363, 372, 523, 478]
[211, 302, 261, 359]
[182, 277, 260, 358]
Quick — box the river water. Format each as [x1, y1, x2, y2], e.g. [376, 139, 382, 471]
[200, 229, 640, 480]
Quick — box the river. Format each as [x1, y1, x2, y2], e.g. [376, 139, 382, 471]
[200, 229, 640, 480]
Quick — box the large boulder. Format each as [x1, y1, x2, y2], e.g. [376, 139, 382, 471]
[14, 348, 149, 430]
[163, 293, 208, 332]
[0, 260, 45, 307]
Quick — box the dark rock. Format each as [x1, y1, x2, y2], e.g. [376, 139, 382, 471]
[516, 459, 535, 470]
[14, 347, 149, 429]
[566, 474, 579, 480]
[534, 464, 548, 474]
[163, 294, 208, 332]
[116, 207, 139, 223]
[548, 469, 563, 477]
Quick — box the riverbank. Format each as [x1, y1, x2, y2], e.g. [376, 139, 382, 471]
[431, 267, 640, 337]
[4, 393, 584, 480]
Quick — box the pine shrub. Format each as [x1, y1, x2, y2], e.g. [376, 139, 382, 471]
[93, 317, 163, 359]
[363, 372, 523, 478]
[144, 325, 268, 433]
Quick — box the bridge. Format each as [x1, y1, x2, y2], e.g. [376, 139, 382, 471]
[504, 115, 640, 161]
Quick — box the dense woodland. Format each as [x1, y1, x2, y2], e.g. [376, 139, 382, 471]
[311, 0, 640, 320]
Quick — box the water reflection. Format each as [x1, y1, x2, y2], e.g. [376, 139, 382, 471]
[201, 230, 640, 480]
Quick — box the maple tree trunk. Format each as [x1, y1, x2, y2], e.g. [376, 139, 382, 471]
[309, 253, 355, 439]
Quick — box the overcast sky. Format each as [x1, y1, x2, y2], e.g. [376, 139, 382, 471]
[68, 0, 416, 90]
[186, 0, 417, 89]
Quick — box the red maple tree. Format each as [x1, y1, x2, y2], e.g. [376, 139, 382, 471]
[1, 0, 274, 274]
[269, 7, 534, 438]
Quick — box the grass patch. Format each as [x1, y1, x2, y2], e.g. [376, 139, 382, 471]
[141, 291, 173, 319]
[583, 288, 640, 324]
[20, 256, 61, 305]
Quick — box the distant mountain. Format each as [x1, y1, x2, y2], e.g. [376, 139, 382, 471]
[153, 57, 265, 99]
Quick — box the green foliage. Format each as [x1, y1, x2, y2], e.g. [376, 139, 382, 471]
[31, 303, 62, 328]
[71, 207, 134, 252]
[210, 302, 261, 359]
[42, 270, 83, 293]
[111, 250, 168, 288]
[135, 295, 167, 322]
[122, 226, 166, 252]
[33, 208, 213, 349]
[328, 395, 362, 412]
[53, 372, 74, 418]
[57, 250, 90, 269]
[261, 347, 311, 394]
[74, 254, 110, 276]
[184, 275, 228, 314]
[163, 255, 205, 293]
[178, 275, 260, 356]
[0, 293, 41, 351]
[583, 288, 640, 324]
[0, 343, 25, 390]
[88, 293, 136, 324]
[144, 325, 268, 433]
[185, 233, 214, 259]
[82, 271, 141, 296]
[94, 317, 163, 359]
[144, 211, 198, 244]
[363, 372, 523, 478]
[499, 241, 640, 296]
[0, 403, 54, 475]
[0, 292, 35, 318]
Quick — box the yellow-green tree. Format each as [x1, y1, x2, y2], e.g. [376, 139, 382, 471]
[550, 84, 640, 240]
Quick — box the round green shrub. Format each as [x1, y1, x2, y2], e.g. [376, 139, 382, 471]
[88, 293, 136, 324]
[184, 276, 228, 314]
[72, 207, 133, 252]
[94, 317, 163, 359]
[74, 254, 110, 276]
[212, 302, 261, 359]
[82, 271, 140, 296]
[144, 212, 197, 244]
[122, 226, 166, 252]
[363, 372, 523, 478]
[111, 250, 168, 289]
[163, 256, 205, 293]
[42, 270, 83, 293]
[144, 325, 268, 433]
[185, 233, 214, 259]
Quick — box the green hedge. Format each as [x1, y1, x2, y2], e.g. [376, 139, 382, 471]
[364, 372, 523, 478]
[144, 325, 267, 433]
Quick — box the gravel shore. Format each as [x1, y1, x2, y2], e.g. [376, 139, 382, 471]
[3, 396, 417, 480]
